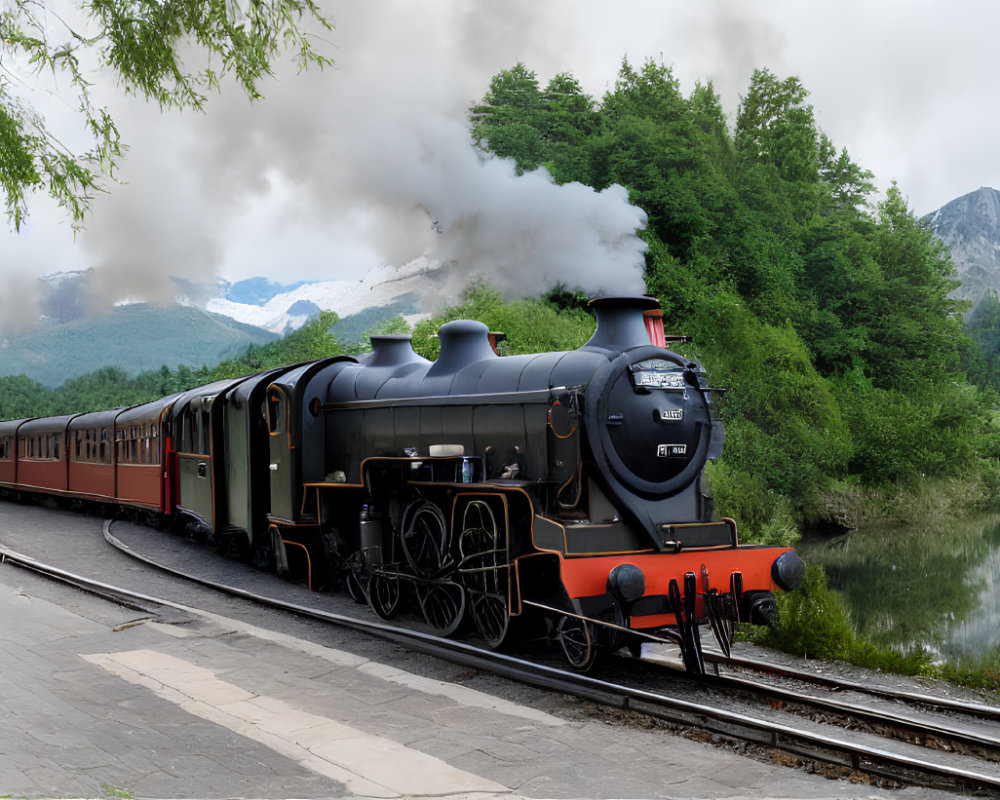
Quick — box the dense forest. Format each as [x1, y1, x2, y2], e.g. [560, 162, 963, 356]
[2, 59, 998, 547]
[462, 60, 1000, 542]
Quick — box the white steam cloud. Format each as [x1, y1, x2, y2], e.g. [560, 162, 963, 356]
[66, 0, 649, 313]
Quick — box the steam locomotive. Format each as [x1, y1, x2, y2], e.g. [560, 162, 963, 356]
[0, 295, 804, 673]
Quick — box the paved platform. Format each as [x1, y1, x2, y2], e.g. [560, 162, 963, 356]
[0, 507, 955, 799]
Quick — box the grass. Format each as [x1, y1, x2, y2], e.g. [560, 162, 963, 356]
[818, 462, 1000, 530]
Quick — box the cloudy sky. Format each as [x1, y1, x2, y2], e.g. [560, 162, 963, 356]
[2, 0, 998, 315]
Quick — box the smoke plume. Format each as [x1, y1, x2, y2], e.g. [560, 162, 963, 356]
[47, 0, 648, 315]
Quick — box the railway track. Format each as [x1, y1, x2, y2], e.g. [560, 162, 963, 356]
[702, 668, 1000, 762]
[706, 651, 1000, 722]
[2, 523, 999, 796]
[629, 648, 1000, 758]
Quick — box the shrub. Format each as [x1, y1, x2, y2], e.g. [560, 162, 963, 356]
[704, 460, 798, 547]
[758, 563, 856, 661]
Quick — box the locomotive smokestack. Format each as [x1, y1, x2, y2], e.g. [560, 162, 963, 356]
[583, 296, 662, 352]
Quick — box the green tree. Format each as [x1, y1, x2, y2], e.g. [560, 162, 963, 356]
[798, 214, 880, 374]
[470, 63, 547, 173]
[818, 134, 876, 212]
[594, 60, 733, 274]
[470, 65, 599, 185]
[0, 373, 50, 419]
[867, 184, 968, 391]
[410, 280, 593, 360]
[735, 68, 820, 191]
[1, 0, 331, 229]
[539, 72, 598, 184]
[264, 310, 340, 363]
[963, 291, 1000, 388]
[51, 366, 139, 412]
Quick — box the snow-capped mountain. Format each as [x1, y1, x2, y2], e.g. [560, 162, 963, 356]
[207, 257, 442, 333]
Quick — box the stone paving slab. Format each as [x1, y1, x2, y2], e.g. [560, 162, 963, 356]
[0, 512, 959, 800]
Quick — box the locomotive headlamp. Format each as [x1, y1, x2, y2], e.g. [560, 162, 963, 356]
[771, 551, 806, 592]
[607, 563, 646, 606]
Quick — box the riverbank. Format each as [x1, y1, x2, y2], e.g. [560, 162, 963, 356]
[817, 467, 1000, 531]
[766, 494, 1000, 696]
[745, 561, 1000, 695]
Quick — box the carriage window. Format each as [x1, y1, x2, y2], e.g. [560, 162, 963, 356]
[267, 391, 284, 434]
[181, 408, 195, 451]
[199, 408, 211, 454]
[147, 424, 157, 464]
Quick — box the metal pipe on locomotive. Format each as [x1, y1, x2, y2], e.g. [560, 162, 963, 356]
[0, 295, 804, 673]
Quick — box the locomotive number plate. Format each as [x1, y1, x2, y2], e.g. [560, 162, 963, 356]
[630, 359, 686, 390]
[657, 444, 687, 457]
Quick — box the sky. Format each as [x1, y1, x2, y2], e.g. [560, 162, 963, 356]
[2, 0, 999, 324]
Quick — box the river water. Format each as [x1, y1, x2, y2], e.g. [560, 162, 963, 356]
[798, 515, 1000, 667]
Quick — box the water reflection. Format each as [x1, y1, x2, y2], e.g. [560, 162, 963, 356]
[946, 544, 1000, 662]
[799, 516, 1000, 665]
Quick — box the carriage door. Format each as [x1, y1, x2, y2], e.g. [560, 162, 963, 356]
[177, 397, 215, 528]
[266, 386, 297, 522]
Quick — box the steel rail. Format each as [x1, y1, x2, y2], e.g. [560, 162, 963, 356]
[701, 670, 1000, 754]
[706, 652, 1000, 723]
[3, 534, 1000, 795]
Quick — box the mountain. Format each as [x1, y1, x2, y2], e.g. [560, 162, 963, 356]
[38, 269, 91, 324]
[0, 258, 439, 387]
[0, 304, 277, 387]
[206, 258, 440, 333]
[926, 187, 1000, 306]
[220, 277, 310, 305]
